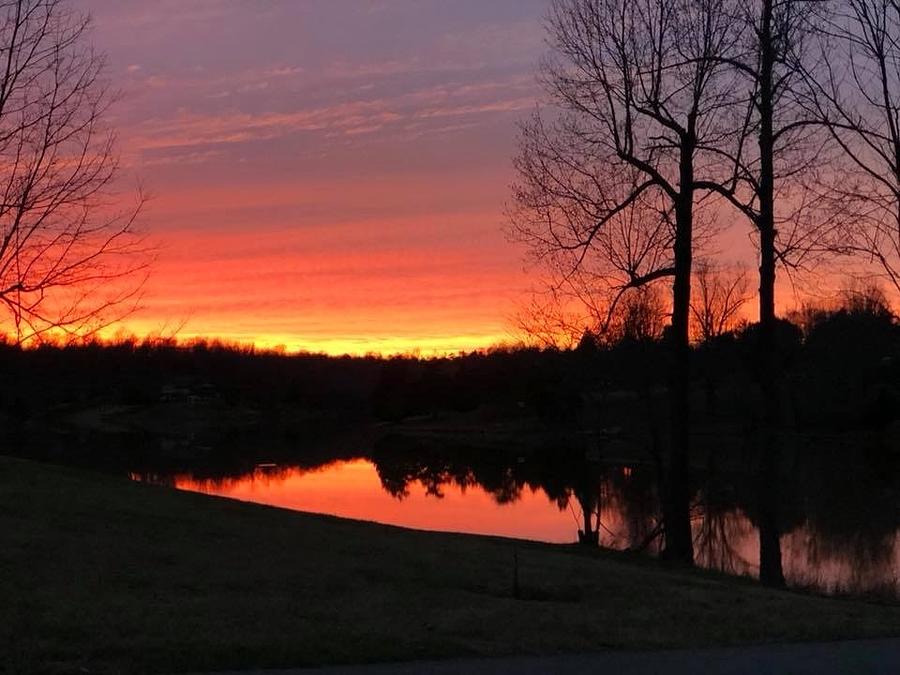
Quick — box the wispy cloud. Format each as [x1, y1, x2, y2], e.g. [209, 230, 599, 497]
[130, 78, 536, 154]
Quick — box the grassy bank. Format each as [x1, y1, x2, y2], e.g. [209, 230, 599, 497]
[1, 456, 898, 675]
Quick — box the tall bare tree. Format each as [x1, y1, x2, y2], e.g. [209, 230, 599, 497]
[0, 0, 145, 343]
[687, 0, 837, 587]
[510, 0, 743, 564]
[695, 0, 834, 324]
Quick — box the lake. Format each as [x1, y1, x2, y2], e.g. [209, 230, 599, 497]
[10, 424, 898, 599]
[118, 433, 899, 600]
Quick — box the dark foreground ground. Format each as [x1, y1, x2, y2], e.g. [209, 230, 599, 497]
[1, 455, 899, 675]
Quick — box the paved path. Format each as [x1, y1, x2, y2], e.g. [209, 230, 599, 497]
[208, 638, 900, 674]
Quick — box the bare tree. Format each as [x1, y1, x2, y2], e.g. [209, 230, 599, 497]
[838, 279, 894, 316]
[614, 284, 669, 343]
[690, 262, 750, 342]
[684, 0, 837, 588]
[513, 276, 668, 350]
[804, 0, 900, 294]
[0, 0, 146, 343]
[509, 0, 743, 564]
[509, 157, 676, 349]
[510, 115, 677, 329]
[695, 1, 836, 322]
[691, 262, 750, 418]
[512, 289, 587, 350]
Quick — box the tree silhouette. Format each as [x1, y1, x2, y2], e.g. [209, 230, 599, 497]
[688, 0, 837, 587]
[690, 262, 750, 343]
[805, 0, 900, 293]
[509, 0, 746, 564]
[0, 0, 146, 343]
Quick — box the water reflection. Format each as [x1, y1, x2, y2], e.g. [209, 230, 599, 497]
[168, 460, 578, 543]
[148, 439, 899, 600]
[12, 426, 899, 599]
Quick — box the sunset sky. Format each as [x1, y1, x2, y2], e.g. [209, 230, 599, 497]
[83, 0, 551, 354]
[80, 0, 832, 356]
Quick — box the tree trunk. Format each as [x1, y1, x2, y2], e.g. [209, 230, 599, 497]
[755, 0, 785, 588]
[661, 141, 695, 565]
[577, 492, 600, 546]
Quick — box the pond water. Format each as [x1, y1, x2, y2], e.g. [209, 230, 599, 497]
[170, 459, 580, 542]
[130, 447, 899, 600]
[14, 426, 899, 599]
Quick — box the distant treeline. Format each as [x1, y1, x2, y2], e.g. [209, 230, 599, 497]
[2, 296, 899, 432]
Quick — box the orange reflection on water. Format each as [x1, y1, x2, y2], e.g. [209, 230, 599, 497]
[175, 459, 578, 543]
[171, 459, 899, 597]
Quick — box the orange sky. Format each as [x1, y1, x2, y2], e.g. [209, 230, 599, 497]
[83, 0, 553, 354]
[81, 1, 842, 355]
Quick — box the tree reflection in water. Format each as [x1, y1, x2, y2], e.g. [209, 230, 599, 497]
[369, 435, 898, 599]
[14, 426, 899, 600]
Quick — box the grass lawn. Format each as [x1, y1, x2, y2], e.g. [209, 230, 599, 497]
[1, 455, 898, 674]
